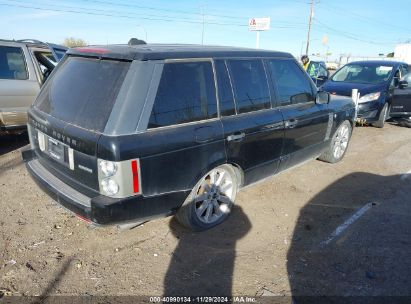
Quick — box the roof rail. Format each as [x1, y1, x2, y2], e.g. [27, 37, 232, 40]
[17, 39, 46, 44]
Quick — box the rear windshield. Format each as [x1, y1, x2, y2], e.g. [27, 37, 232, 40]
[34, 56, 130, 132]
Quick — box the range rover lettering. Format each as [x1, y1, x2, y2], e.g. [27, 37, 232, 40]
[22, 44, 356, 231]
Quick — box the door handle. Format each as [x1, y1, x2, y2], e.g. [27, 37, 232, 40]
[285, 119, 298, 129]
[227, 132, 245, 142]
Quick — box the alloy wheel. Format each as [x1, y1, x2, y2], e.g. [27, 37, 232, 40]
[333, 124, 350, 159]
[193, 168, 235, 224]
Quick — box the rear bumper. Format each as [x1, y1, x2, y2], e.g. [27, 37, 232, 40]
[24, 152, 189, 226]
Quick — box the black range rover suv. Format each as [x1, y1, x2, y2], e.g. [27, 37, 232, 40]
[23, 44, 356, 231]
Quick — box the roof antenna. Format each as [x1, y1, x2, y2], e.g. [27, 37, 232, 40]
[128, 38, 146, 46]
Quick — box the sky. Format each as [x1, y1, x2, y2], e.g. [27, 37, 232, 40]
[1, 0, 410, 61]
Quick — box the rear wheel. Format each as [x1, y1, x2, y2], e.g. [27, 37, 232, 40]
[176, 165, 238, 231]
[372, 103, 389, 128]
[319, 120, 352, 164]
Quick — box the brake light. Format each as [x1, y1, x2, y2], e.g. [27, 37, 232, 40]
[131, 160, 140, 194]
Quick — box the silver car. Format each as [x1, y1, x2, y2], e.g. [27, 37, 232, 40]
[0, 39, 67, 134]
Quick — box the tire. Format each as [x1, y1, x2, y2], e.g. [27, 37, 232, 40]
[175, 165, 239, 231]
[372, 103, 389, 128]
[318, 120, 352, 164]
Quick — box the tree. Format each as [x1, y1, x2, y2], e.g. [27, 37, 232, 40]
[62, 37, 87, 48]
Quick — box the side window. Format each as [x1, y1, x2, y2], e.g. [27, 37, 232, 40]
[268, 59, 314, 105]
[307, 62, 318, 78]
[392, 68, 401, 87]
[148, 61, 217, 129]
[403, 73, 411, 84]
[401, 65, 409, 78]
[227, 59, 271, 114]
[0, 46, 28, 80]
[215, 60, 236, 116]
[318, 64, 328, 77]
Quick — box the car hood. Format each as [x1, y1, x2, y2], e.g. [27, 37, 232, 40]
[322, 81, 387, 97]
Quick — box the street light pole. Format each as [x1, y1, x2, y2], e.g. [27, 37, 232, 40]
[305, 0, 314, 55]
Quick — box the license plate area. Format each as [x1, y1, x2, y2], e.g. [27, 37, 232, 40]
[36, 130, 74, 170]
[48, 138, 65, 162]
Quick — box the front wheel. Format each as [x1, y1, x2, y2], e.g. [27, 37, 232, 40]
[319, 120, 352, 164]
[372, 103, 389, 128]
[175, 165, 238, 231]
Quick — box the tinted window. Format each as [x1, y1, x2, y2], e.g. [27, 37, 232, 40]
[148, 61, 217, 128]
[268, 59, 313, 105]
[35, 56, 130, 132]
[227, 59, 271, 114]
[215, 60, 236, 116]
[0, 46, 28, 80]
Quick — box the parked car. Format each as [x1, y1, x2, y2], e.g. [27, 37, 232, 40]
[306, 60, 329, 87]
[322, 60, 409, 128]
[0, 39, 67, 134]
[22, 44, 355, 231]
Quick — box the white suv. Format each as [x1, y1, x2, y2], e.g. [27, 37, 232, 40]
[0, 39, 67, 134]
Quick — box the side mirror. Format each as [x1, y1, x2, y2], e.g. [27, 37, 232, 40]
[316, 91, 330, 104]
[399, 80, 408, 89]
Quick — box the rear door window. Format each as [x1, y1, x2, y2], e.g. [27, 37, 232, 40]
[35, 56, 130, 132]
[215, 60, 236, 116]
[0, 46, 28, 80]
[268, 59, 314, 105]
[227, 59, 271, 114]
[148, 61, 217, 128]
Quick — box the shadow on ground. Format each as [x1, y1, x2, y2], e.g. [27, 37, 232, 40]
[164, 205, 251, 296]
[0, 132, 29, 156]
[287, 172, 411, 302]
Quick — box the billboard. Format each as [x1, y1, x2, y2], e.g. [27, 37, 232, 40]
[248, 17, 270, 31]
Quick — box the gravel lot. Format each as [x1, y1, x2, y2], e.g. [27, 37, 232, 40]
[0, 123, 410, 300]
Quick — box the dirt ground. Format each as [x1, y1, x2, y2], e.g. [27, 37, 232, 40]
[0, 122, 410, 301]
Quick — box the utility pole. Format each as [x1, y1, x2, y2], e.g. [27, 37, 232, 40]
[201, 5, 205, 45]
[305, 0, 314, 55]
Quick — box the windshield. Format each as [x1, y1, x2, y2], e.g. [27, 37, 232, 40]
[331, 63, 394, 84]
[34, 56, 130, 132]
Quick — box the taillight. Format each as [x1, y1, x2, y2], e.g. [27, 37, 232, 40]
[131, 160, 140, 194]
[97, 158, 142, 198]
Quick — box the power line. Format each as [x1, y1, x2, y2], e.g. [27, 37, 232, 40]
[319, 2, 411, 33]
[314, 18, 399, 45]
[0, 2, 245, 27]
[77, 0, 307, 25]
[0, 0, 307, 29]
